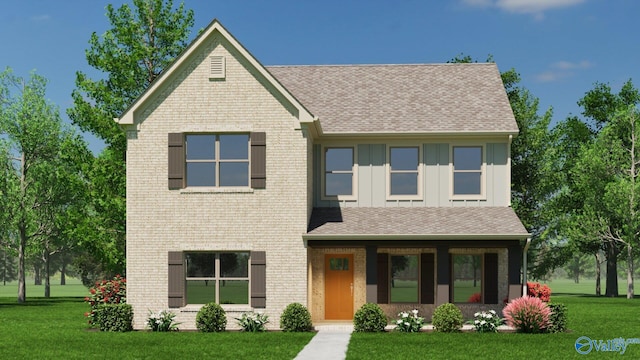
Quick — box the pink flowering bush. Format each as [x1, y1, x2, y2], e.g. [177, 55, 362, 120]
[527, 282, 551, 302]
[503, 296, 551, 333]
[84, 274, 127, 327]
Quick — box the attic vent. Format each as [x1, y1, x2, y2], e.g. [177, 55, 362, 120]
[209, 56, 225, 79]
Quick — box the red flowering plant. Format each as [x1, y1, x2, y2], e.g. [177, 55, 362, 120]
[467, 292, 482, 303]
[526, 282, 551, 302]
[84, 275, 127, 326]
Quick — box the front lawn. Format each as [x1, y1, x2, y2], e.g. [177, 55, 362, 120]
[0, 297, 313, 360]
[347, 294, 640, 359]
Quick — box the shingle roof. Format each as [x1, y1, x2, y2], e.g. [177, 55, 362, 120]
[266, 63, 518, 134]
[306, 207, 529, 239]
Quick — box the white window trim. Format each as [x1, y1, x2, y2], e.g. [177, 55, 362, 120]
[449, 144, 486, 200]
[321, 145, 358, 201]
[386, 145, 423, 201]
[185, 133, 250, 188]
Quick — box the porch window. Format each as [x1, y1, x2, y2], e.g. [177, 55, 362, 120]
[390, 255, 419, 303]
[452, 254, 482, 303]
[185, 252, 250, 304]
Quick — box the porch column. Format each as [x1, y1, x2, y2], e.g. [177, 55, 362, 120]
[436, 245, 450, 305]
[508, 244, 523, 301]
[365, 245, 377, 303]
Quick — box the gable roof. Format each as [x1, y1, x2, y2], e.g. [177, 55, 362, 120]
[117, 19, 314, 125]
[267, 63, 518, 135]
[305, 207, 529, 240]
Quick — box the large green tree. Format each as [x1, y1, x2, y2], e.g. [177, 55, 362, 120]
[0, 68, 90, 302]
[67, 0, 194, 278]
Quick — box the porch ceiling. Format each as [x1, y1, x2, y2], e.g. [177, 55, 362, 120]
[305, 207, 530, 240]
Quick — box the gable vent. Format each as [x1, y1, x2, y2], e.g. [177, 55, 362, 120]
[209, 56, 225, 79]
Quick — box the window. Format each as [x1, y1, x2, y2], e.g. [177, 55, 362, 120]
[324, 147, 355, 198]
[390, 255, 419, 303]
[452, 254, 482, 303]
[185, 134, 250, 187]
[452, 146, 483, 196]
[389, 147, 420, 197]
[185, 252, 250, 305]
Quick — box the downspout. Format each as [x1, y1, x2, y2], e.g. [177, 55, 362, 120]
[522, 237, 531, 296]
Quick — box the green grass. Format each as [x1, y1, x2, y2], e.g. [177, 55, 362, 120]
[347, 283, 640, 360]
[0, 297, 314, 360]
[0, 277, 88, 298]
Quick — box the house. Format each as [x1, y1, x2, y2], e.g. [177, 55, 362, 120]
[118, 19, 530, 330]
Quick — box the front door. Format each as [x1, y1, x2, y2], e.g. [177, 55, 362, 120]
[324, 254, 354, 320]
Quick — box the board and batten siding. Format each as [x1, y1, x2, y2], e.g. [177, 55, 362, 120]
[313, 142, 510, 207]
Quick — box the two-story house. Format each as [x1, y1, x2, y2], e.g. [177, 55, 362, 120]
[118, 19, 530, 330]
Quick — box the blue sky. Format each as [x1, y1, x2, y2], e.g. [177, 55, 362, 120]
[1, 0, 636, 154]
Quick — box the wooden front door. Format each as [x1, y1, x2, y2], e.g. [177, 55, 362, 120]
[324, 254, 354, 320]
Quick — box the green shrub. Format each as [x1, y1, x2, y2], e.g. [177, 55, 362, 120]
[280, 303, 312, 332]
[83, 274, 126, 327]
[94, 303, 133, 332]
[235, 312, 269, 332]
[353, 303, 387, 332]
[432, 303, 463, 333]
[196, 303, 227, 332]
[147, 310, 180, 332]
[547, 303, 568, 333]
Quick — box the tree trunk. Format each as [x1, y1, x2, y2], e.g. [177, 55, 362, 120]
[18, 226, 26, 303]
[605, 242, 619, 297]
[44, 250, 50, 298]
[627, 244, 634, 299]
[34, 264, 41, 286]
[60, 260, 66, 286]
[595, 252, 602, 296]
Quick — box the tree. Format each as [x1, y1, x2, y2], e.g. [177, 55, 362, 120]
[67, 0, 195, 276]
[0, 68, 89, 302]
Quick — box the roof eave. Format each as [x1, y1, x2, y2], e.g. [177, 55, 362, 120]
[303, 233, 531, 241]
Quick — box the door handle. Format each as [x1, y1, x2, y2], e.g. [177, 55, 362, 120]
[350, 283, 353, 296]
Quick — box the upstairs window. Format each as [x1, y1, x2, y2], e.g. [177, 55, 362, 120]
[324, 147, 355, 198]
[452, 146, 483, 196]
[185, 134, 249, 187]
[389, 147, 420, 197]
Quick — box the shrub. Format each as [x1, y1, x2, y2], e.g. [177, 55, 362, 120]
[94, 303, 133, 332]
[84, 274, 126, 327]
[547, 303, 568, 333]
[473, 310, 502, 333]
[147, 310, 180, 332]
[432, 303, 463, 333]
[527, 282, 551, 302]
[468, 292, 482, 303]
[353, 303, 387, 332]
[196, 302, 227, 332]
[395, 309, 424, 332]
[235, 312, 269, 332]
[280, 303, 312, 332]
[503, 296, 551, 333]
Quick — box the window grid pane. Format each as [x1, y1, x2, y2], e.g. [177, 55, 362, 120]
[390, 147, 419, 196]
[185, 134, 250, 187]
[452, 146, 482, 195]
[185, 252, 250, 305]
[324, 148, 354, 197]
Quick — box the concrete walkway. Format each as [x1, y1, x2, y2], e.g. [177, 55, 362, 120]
[294, 324, 353, 360]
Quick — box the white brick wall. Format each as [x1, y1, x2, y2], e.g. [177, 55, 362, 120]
[126, 33, 308, 330]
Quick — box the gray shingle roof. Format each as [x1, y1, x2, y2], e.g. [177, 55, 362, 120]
[306, 207, 529, 239]
[267, 63, 518, 134]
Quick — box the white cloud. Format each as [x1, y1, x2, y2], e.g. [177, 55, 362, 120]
[535, 60, 593, 83]
[30, 14, 51, 22]
[462, 0, 586, 19]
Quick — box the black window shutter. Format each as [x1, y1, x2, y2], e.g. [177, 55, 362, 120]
[251, 251, 266, 308]
[168, 133, 184, 189]
[420, 253, 435, 304]
[168, 251, 185, 308]
[377, 253, 389, 304]
[484, 253, 499, 304]
[250, 132, 266, 189]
